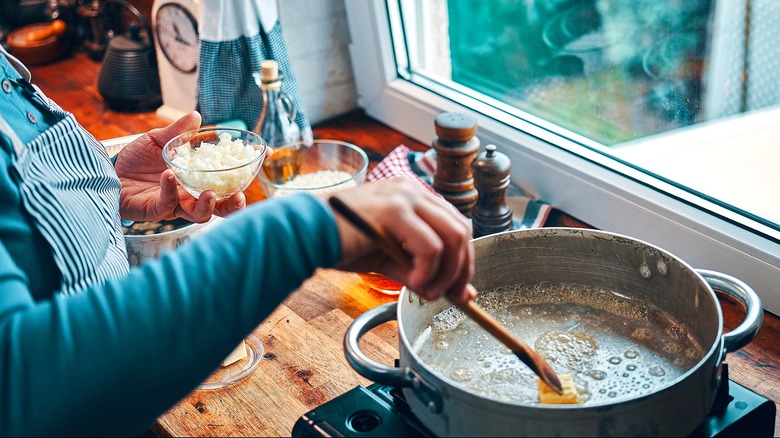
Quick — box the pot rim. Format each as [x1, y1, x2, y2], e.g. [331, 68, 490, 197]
[397, 227, 725, 410]
[123, 215, 222, 241]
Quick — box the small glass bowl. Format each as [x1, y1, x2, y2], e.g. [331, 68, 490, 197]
[163, 127, 268, 200]
[198, 334, 264, 390]
[257, 139, 369, 198]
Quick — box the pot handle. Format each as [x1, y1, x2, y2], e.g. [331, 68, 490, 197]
[697, 269, 763, 353]
[344, 302, 409, 385]
[344, 302, 444, 413]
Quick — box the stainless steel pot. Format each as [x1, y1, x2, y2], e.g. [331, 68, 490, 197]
[123, 216, 221, 266]
[345, 228, 762, 436]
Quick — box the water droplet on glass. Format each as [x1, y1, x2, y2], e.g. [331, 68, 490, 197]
[624, 349, 639, 359]
[608, 356, 622, 365]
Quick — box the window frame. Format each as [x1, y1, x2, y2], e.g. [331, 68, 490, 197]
[344, 0, 780, 315]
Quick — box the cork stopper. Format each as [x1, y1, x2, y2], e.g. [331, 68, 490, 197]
[261, 60, 278, 80]
[260, 60, 281, 90]
[434, 112, 478, 142]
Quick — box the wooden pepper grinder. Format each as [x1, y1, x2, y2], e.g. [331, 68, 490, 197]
[432, 112, 480, 217]
[471, 144, 513, 237]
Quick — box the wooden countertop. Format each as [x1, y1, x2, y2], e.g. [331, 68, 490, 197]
[27, 52, 780, 436]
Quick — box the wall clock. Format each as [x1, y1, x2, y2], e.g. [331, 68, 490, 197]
[151, 0, 201, 121]
[156, 2, 198, 73]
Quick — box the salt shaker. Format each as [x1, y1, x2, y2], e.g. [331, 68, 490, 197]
[471, 144, 513, 237]
[431, 112, 480, 217]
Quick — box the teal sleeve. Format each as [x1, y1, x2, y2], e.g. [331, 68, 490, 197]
[0, 193, 342, 436]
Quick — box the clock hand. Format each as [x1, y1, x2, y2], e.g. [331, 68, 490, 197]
[158, 23, 196, 47]
[158, 24, 179, 38]
[175, 37, 196, 47]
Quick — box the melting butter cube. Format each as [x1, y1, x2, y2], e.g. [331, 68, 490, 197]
[538, 374, 580, 404]
[221, 340, 248, 366]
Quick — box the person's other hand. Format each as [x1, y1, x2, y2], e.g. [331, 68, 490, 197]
[113, 111, 247, 222]
[329, 177, 475, 303]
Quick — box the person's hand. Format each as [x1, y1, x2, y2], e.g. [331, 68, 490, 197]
[113, 111, 247, 222]
[329, 177, 475, 303]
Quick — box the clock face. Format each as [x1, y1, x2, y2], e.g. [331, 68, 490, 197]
[155, 3, 199, 73]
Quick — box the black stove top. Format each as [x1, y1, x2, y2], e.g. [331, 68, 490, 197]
[292, 365, 775, 437]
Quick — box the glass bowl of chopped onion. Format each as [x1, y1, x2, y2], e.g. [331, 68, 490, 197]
[257, 139, 369, 198]
[163, 127, 268, 200]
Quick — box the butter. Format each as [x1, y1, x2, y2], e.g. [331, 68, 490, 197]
[538, 374, 580, 404]
[221, 340, 248, 366]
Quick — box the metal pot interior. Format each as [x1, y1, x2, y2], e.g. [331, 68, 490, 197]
[398, 228, 722, 407]
[123, 216, 221, 265]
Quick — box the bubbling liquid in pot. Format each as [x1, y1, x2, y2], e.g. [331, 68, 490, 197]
[414, 283, 705, 406]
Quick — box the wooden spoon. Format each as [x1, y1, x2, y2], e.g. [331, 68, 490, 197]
[328, 196, 563, 394]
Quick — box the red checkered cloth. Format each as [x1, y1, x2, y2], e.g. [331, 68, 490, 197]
[367, 145, 552, 229]
[367, 145, 438, 195]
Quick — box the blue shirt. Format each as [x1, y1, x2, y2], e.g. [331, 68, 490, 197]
[0, 54, 58, 144]
[0, 49, 63, 298]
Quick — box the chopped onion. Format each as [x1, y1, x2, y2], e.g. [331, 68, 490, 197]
[172, 133, 263, 197]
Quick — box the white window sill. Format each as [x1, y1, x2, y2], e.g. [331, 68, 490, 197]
[614, 106, 780, 226]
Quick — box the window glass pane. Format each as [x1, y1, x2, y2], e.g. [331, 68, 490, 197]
[397, 0, 780, 231]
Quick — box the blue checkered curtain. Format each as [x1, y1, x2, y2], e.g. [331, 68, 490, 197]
[197, 0, 312, 142]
